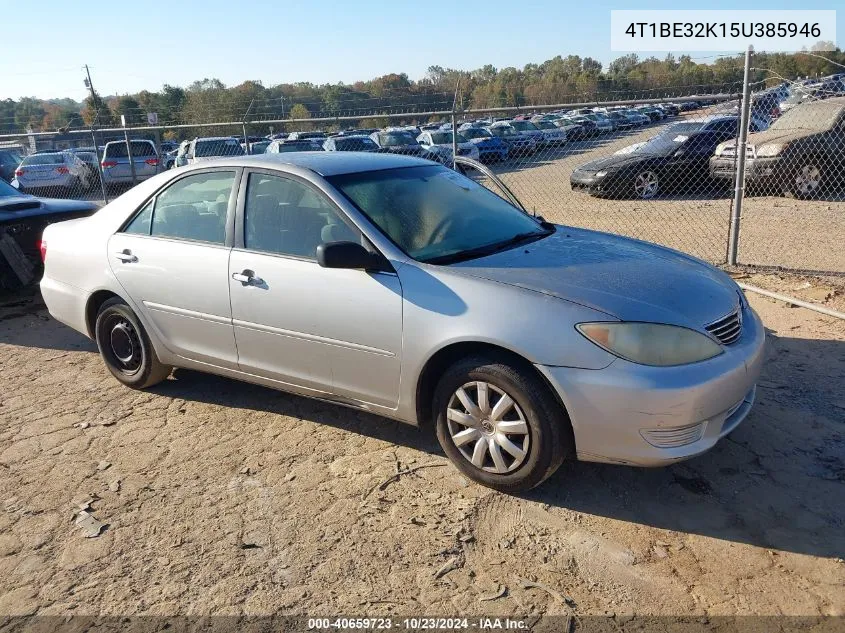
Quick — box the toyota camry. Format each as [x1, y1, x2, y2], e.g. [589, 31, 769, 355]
[40, 153, 765, 492]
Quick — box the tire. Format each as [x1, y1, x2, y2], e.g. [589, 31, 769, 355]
[433, 354, 572, 493]
[94, 297, 171, 389]
[633, 170, 659, 199]
[787, 162, 824, 199]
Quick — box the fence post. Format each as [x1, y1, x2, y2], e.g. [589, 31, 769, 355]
[728, 45, 753, 266]
[90, 127, 108, 204]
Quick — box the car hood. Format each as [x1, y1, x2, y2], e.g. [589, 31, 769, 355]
[450, 226, 739, 327]
[747, 127, 822, 146]
[0, 195, 98, 223]
[575, 153, 660, 172]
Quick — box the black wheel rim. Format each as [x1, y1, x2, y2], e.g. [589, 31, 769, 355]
[102, 314, 143, 375]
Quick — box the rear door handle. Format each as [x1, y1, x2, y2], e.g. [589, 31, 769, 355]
[114, 250, 137, 263]
[232, 269, 264, 286]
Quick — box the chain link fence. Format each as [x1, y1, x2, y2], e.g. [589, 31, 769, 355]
[1, 61, 844, 284]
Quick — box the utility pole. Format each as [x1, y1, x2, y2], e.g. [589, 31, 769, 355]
[83, 64, 108, 203]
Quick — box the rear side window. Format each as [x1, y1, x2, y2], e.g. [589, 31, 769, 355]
[106, 141, 156, 158]
[123, 171, 235, 244]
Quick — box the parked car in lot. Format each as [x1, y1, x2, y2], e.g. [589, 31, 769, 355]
[175, 137, 245, 168]
[100, 140, 160, 189]
[244, 140, 271, 155]
[576, 114, 614, 134]
[13, 152, 92, 196]
[549, 117, 585, 139]
[369, 130, 429, 157]
[500, 120, 546, 144]
[0, 178, 98, 290]
[416, 131, 480, 163]
[710, 97, 845, 198]
[530, 120, 568, 145]
[458, 127, 509, 162]
[67, 148, 102, 186]
[323, 135, 379, 152]
[266, 139, 323, 154]
[287, 131, 327, 143]
[485, 124, 537, 156]
[40, 152, 764, 492]
[571, 119, 738, 198]
[606, 111, 635, 130]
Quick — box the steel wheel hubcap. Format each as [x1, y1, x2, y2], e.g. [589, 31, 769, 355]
[446, 381, 530, 474]
[796, 165, 820, 193]
[634, 171, 658, 198]
[107, 318, 141, 372]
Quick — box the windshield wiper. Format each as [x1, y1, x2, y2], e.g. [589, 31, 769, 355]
[423, 226, 555, 265]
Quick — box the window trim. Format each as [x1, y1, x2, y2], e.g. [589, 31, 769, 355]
[118, 166, 242, 248]
[234, 167, 372, 264]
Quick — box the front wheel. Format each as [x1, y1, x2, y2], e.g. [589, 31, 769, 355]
[95, 297, 172, 389]
[633, 170, 659, 199]
[788, 162, 824, 199]
[433, 355, 571, 493]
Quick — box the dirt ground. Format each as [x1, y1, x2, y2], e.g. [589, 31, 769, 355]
[0, 273, 843, 619]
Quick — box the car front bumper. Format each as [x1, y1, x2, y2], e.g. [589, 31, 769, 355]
[710, 156, 784, 182]
[537, 303, 766, 467]
[570, 170, 611, 193]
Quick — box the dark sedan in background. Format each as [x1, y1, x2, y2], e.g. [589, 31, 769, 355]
[571, 121, 737, 199]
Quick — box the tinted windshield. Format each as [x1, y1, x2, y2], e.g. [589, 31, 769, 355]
[509, 121, 537, 131]
[378, 132, 416, 147]
[195, 139, 245, 157]
[461, 128, 490, 139]
[637, 122, 706, 153]
[534, 121, 555, 129]
[488, 126, 515, 137]
[106, 141, 156, 158]
[334, 138, 377, 151]
[771, 101, 841, 131]
[21, 154, 65, 165]
[328, 165, 549, 263]
[429, 132, 468, 144]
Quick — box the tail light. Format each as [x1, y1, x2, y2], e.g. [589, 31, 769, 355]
[56, 166, 69, 174]
[144, 158, 159, 166]
[15, 169, 24, 177]
[101, 160, 117, 168]
[38, 240, 47, 262]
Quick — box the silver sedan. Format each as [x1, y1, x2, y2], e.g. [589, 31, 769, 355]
[40, 153, 765, 492]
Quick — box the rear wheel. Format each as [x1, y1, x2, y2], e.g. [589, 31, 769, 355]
[788, 162, 824, 199]
[433, 355, 571, 493]
[633, 170, 660, 199]
[94, 298, 171, 389]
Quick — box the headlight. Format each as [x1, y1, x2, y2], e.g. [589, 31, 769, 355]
[714, 141, 732, 156]
[576, 322, 723, 366]
[595, 170, 608, 177]
[755, 143, 786, 157]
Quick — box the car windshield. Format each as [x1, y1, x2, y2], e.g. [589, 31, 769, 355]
[637, 122, 707, 154]
[334, 138, 377, 151]
[509, 121, 537, 131]
[429, 132, 467, 144]
[21, 154, 65, 165]
[534, 121, 555, 129]
[378, 132, 416, 147]
[0, 179, 22, 197]
[461, 128, 491, 139]
[328, 165, 551, 264]
[195, 139, 245, 157]
[250, 141, 270, 153]
[488, 126, 516, 137]
[770, 102, 841, 131]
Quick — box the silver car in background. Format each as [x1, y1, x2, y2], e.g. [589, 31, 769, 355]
[40, 153, 765, 493]
[13, 151, 91, 195]
[101, 140, 160, 189]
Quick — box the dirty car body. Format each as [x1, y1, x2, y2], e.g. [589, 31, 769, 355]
[40, 153, 765, 491]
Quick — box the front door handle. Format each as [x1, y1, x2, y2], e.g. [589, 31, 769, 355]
[232, 269, 264, 286]
[114, 249, 137, 263]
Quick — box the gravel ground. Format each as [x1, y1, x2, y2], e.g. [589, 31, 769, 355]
[0, 279, 843, 618]
[480, 119, 845, 274]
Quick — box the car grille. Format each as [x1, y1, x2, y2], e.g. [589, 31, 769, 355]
[705, 308, 742, 345]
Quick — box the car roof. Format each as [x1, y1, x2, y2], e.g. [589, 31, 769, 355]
[195, 136, 239, 142]
[180, 152, 433, 176]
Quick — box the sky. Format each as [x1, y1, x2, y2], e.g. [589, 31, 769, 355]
[3, 0, 841, 101]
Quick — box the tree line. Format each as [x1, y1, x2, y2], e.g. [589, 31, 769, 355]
[2, 47, 843, 137]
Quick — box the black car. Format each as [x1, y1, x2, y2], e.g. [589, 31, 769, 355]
[571, 121, 737, 199]
[0, 179, 99, 290]
[0, 149, 24, 184]
[369, 130, 429, 157]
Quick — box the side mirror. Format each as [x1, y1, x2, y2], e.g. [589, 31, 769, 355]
[317, 241, 379, 270]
